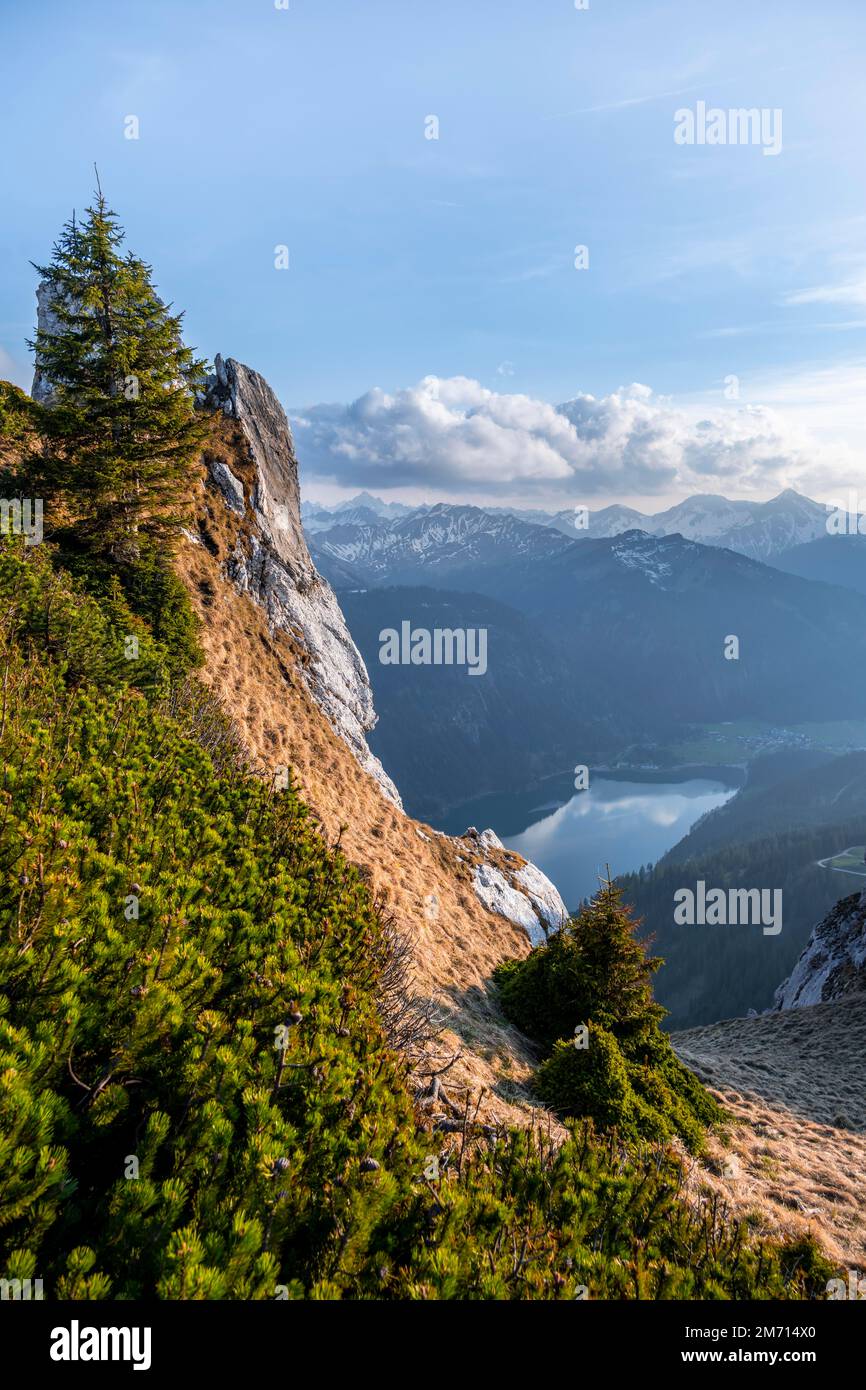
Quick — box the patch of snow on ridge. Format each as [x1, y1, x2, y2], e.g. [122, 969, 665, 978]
[611, 532, 677, 587]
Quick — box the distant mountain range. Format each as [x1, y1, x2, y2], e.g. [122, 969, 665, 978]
[484, 529, 866, 726]
[301, 491, 414, 532]
[303, 487, 858, 563]
[339, 586, 605, 818]
[308, 504, 570, 590]
[548, 489, 836, 560]
[327, 506, 866, 812]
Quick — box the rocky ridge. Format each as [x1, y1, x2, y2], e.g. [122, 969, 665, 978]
[775, 888, 866, 1009]
[200, 356, 401, 807]
[193, 355, 567, 950]
[28, 265, 569, 973]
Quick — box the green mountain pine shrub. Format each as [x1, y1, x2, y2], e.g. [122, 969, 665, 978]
[0, 537, 180, 696]
[2, 193, 832, 1297]
[0, 382, 43, 466]
[0, 539, 836, 1298]
[494, 879, 724, 1148]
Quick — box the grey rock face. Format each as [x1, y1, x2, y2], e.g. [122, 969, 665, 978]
[463, 826, 568, 945]
[209, 457, 246, 515]
[31, 280, 64, 404]
[201, 356, 401, 807]
[775, 890, 866, 1008]
[203, 356, 312, 583]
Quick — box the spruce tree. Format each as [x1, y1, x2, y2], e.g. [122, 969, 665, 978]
[567, 870, 665, 1043]
[29, 187, 209, 561]
[495, 871, 664, 1049]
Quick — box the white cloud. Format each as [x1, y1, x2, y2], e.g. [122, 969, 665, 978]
[782, 271, 866, 308]
[292, 374, 845, 502]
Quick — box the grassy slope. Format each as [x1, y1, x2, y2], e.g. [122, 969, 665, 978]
[0, 535, 839, 1299]
[0, 381, 840, 1298]
[674, 996, 866, 1266]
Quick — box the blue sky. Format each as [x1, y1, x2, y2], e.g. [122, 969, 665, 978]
[3, 0, 866, 507]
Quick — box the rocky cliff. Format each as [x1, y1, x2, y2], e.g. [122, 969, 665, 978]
[28, 262, 569, 967]
[175, 353, 568, 1118]
[31, 280, 61, 404]
[192, 353, 567, 944]
[775, 888, 866, 1009]
[199, 354, 401, 806]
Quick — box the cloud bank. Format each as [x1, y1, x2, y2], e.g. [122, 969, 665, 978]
[291, 375, 833, 501]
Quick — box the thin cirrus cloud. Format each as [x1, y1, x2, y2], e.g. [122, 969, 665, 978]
[291, 375, 826, 501]
[782, 273, 866, 307]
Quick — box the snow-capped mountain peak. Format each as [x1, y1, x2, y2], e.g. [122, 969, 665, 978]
[308, 501, 572, 587]
[303, 488, 845, 565]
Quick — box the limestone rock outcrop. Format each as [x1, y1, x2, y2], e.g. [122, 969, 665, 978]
[200, 355, 401, 806]
[775, 889, 866, 1009]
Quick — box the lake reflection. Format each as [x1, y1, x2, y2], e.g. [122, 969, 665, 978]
[438, 775, 735, 911]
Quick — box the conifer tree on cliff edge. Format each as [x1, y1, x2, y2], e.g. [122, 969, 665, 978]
[29, 180, 208, 564]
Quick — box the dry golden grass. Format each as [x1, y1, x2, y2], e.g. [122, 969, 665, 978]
[177, 465, 546, 1124]
[180, 435, 864, 1263]
[674, 994, 866, 1265]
